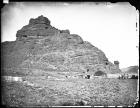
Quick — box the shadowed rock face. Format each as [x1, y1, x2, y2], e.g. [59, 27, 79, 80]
[29, 15, 50, 25]
[1, 15, 120, 76]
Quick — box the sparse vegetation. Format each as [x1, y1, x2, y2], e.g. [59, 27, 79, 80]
[2, 77, 138, 107]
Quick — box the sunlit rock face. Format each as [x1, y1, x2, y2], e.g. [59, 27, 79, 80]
[1, 15, 121, 76]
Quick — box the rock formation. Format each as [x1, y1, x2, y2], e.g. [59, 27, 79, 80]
[1, 15, 121, 76]
[1, 15, 137, 107]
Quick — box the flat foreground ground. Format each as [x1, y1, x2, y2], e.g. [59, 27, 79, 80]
[2, 76, 138, 107]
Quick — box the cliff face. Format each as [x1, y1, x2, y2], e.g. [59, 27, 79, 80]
[1, 15, 120, 76]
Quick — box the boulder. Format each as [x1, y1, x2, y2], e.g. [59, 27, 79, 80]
[60, 29, 70, 34]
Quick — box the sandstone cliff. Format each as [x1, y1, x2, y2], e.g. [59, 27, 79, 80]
[1, 15, 121, 76]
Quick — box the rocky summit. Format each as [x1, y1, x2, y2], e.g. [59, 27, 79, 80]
[1, 15, 120, 76]
[2, 15, 137, 107]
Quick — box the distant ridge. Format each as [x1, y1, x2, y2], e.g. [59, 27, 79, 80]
[121, 65, 139, 74]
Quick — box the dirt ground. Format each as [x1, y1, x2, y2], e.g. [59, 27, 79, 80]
[1, 77, 138, 107]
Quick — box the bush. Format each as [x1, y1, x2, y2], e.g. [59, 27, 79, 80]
[61, 102, 74, 106]
[75, 101, 85, 106]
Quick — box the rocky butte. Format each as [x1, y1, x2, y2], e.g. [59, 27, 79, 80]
[1, 15, 121, 77]
[1, 15, 137, 107]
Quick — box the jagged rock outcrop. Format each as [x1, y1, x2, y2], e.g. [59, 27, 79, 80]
[1, 15, 121, 76]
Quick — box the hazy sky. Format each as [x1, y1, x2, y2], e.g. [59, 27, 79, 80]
[1, 2, 139, 68]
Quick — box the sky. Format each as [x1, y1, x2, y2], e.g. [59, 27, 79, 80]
[1, 2, 139, 69]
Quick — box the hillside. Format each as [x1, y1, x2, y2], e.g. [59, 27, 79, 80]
[121, 66, 139, 74]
